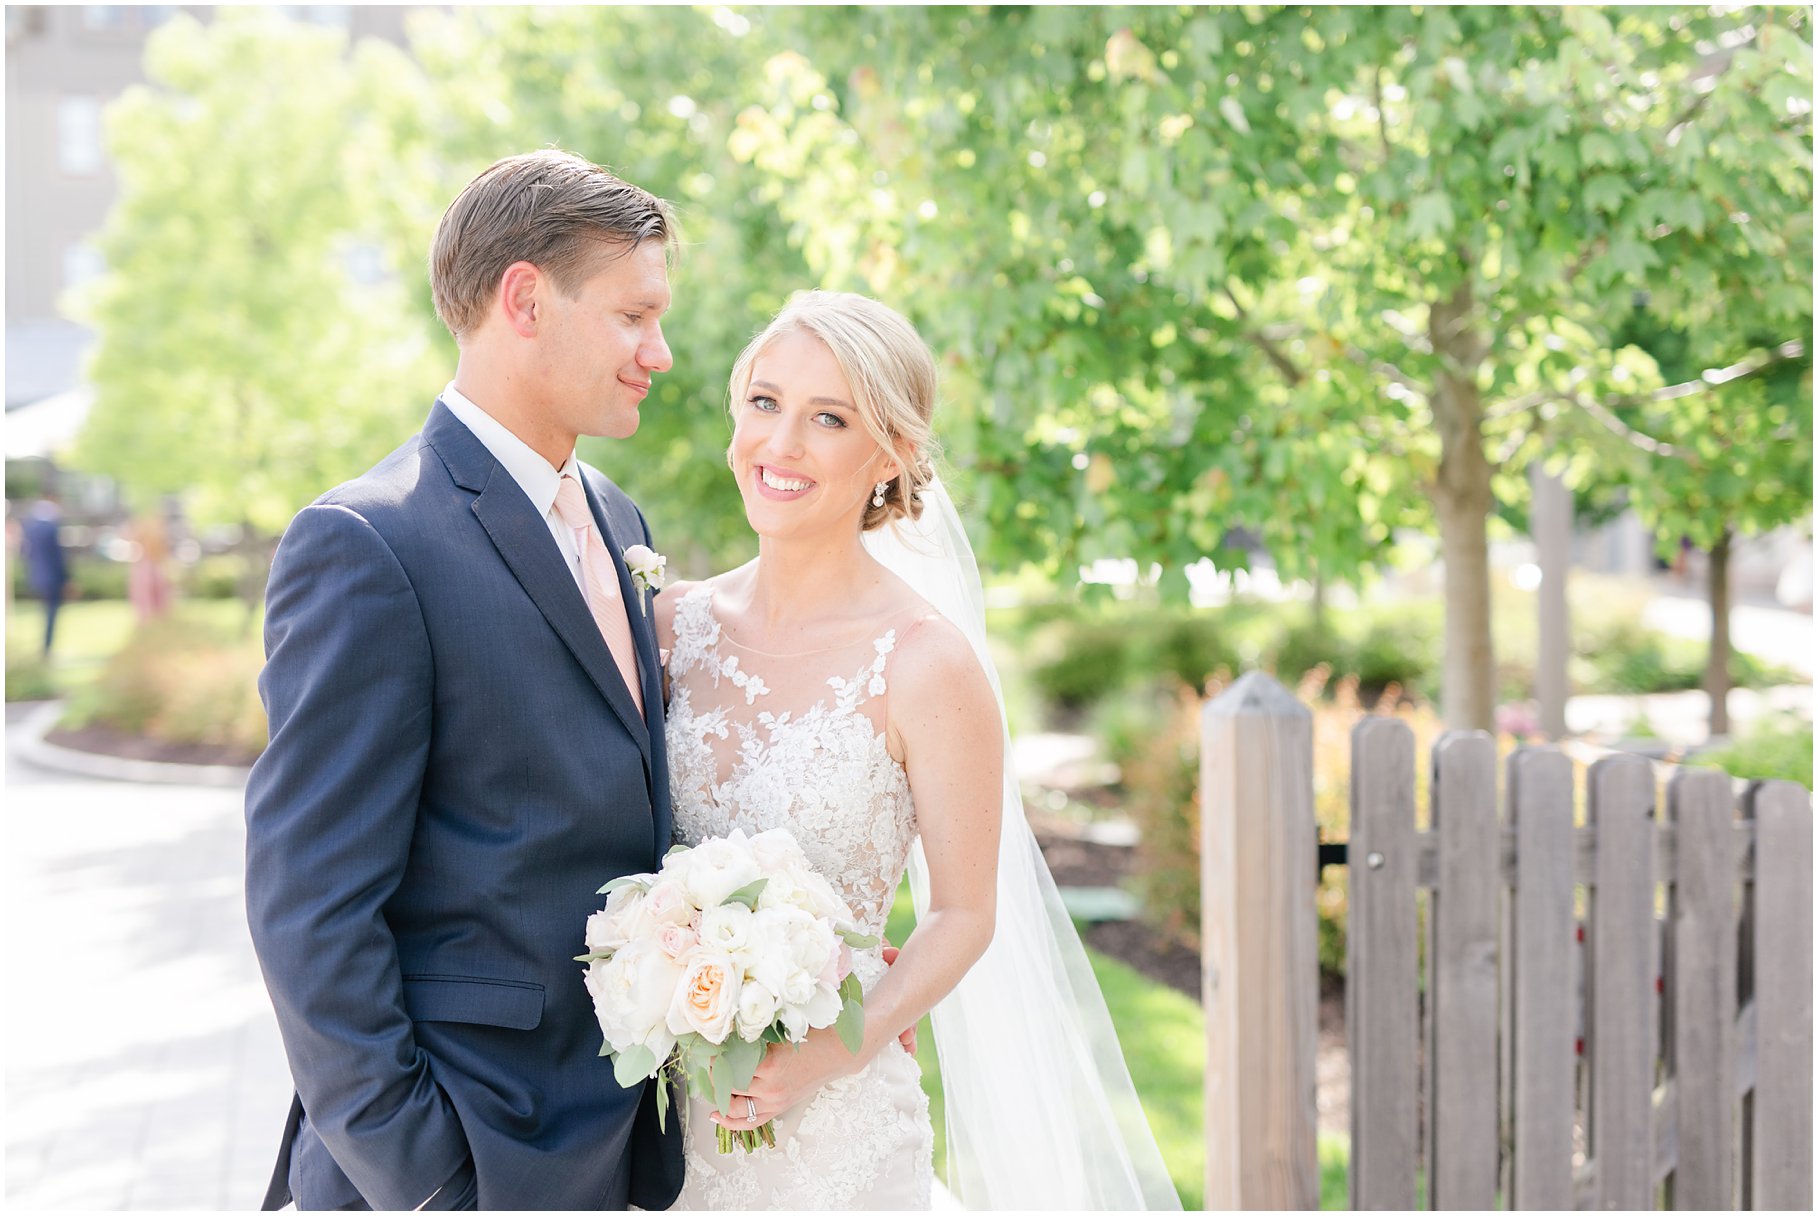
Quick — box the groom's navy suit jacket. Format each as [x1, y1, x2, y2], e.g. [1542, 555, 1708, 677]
[245, 401, 683, 1211]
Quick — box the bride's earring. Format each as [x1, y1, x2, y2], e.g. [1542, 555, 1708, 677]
[872, 480, 889, 509]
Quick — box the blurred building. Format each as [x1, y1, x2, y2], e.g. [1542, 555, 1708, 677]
[4, 4, 417, 462]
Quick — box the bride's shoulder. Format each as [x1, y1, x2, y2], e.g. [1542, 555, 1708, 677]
[888, 609, 989, 704]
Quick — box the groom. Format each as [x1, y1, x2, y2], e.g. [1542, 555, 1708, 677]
[245, 151, 682, 1210]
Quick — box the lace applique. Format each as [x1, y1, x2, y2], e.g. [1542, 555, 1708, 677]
[663, 583, 932, 1209]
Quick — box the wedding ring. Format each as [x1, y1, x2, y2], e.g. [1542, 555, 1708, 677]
[745, 1096, 759, 1121]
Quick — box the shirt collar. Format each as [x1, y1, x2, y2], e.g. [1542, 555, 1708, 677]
[440, 382, 579, 517]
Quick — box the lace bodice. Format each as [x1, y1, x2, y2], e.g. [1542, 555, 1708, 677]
[664, 583, 919, 948]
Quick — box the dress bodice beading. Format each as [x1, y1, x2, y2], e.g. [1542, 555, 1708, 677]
[664, 584, 919, 951]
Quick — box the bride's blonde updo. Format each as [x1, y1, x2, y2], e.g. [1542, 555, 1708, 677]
[728, 291, 939, 532]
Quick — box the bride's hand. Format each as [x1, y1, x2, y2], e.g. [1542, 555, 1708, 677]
[712, 1028, 866, 1130]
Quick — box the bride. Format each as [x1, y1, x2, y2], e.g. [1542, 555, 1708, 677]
[654, 292, 1180, 1211]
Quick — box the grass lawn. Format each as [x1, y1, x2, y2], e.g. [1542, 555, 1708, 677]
[5, 597, 257, 700]
[886, 882, 1350, 1208]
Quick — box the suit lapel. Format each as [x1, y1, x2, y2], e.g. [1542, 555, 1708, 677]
[426, 402, 653, 773]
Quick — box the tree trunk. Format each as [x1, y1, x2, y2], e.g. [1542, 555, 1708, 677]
[1704, 528, 1733, 739]
[1529, 463, 1572, 740]
[1428, 285, 1496, 732]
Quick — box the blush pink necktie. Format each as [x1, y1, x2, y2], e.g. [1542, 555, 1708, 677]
[553, 474, 644, 715]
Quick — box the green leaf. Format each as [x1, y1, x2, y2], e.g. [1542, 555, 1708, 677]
[835, 987, 866, 1056]
[723, 878, 769, 909]
[720, 1032, 766, 1092]
[1406, 192, 1455, 240]
[611, 1043, 657, 1090]
[841, 929, 880, 948]
[655, 1069, 670, 1133]
[596, 874, 650, 897]
[1584, 174, 1626, 215]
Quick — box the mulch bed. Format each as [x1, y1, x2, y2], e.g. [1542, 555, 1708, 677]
[44, 722, 260, 769]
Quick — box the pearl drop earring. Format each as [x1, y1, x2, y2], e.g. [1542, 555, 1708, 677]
[872, 481, 889, 508]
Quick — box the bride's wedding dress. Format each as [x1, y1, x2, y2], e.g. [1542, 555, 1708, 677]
[665, 583, 935, 1210]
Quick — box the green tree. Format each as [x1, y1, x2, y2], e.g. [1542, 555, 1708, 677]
[71, 11, 442, 604]
[730, 5, 1813, 729]
[400, 5, 815, 574]
[1611, 313, 1812, 735]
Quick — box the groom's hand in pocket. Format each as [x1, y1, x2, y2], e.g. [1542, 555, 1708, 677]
[882, 944, 917, 1055]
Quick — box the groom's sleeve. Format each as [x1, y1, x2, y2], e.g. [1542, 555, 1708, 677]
[245, 503, 471, 1211]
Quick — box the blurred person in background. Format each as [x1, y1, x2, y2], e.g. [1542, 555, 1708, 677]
[127, 508, 174, 621]
[20, 491, 70, 655]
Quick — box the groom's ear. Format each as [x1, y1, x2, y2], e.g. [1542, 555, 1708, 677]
[498, 261, 543, 338]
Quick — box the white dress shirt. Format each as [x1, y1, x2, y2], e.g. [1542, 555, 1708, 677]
[440, 382, 594, 597]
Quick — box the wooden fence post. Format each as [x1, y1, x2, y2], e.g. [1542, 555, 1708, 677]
[1202, 672, 1319, 1210]
[1744, 780, 1813, 1210]
[1427, 731, 1501, 1209]
[1347, 717, 1418, 1210]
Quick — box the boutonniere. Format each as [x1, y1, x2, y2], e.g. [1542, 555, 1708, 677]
[622, 544, 667, 615]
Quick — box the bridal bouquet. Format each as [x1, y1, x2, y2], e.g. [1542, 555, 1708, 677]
[577, 827, 876, 1152]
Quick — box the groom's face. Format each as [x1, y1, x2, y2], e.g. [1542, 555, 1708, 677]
[535, 238, 673, 441]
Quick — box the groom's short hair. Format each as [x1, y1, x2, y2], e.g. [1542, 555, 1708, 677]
[430, 149, 676, 341]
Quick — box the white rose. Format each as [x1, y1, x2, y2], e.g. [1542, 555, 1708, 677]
[733, 980, 781, 1041]
[698, 903, 754, 955]
[643, 878, 695, 927]
[587, 885, 650, 952]
[787, 920, 837, 980]
[748, 828, 806, 872]
[623, 544, 667, 590]
[802, 981, 844, 1031]
[656, 922, 698, 960]
[585, 941, 683, 1059]
[780, 966, 817, 1007]
[777, 1002, 809, 1042]
[676, 837, 763, 909]
[666, 951, 740, 1043]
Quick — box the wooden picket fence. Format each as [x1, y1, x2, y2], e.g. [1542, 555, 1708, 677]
[1199, 672, 1814, 1211]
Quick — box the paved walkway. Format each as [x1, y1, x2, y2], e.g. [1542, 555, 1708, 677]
[5, 705, 292, 1209]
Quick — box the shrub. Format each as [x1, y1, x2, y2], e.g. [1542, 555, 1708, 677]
[66, 616, 266, 756]
[1692, 714, 1814, 788]
[1027, 618, 1135, 710]
[1118, 666, 1448, 975]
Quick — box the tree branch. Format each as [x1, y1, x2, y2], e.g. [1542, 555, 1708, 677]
[1224, 285, 1306, 385]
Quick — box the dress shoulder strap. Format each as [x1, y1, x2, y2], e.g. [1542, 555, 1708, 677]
[667, 583, 723, 676]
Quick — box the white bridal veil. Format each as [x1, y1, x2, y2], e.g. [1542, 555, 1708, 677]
[863, 480, 1183, 1211]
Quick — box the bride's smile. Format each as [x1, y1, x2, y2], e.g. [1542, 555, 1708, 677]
[731, 328, 900, 543]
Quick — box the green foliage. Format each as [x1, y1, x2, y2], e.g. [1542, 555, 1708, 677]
[63, 615, 267, 756]
[70, 11, 443, 542]
[1693, 714, 1815, 788]
[10, 557, 129, 603]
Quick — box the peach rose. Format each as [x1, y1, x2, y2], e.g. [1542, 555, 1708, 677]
[666, 951, 740, 1043]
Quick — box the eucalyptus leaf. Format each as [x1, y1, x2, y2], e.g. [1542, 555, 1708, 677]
[723, 878, 769, 909]
[611, 1043, 657, 1090]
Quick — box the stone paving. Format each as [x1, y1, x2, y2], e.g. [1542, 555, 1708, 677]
[5, 705, 292, 1210]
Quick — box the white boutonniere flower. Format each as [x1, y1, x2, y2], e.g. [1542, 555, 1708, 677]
[623, 544, 667, 615]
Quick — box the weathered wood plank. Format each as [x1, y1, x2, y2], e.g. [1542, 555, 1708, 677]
[1509, 747, 1576, 1210]
[1586, 754, 1658, 1211]
[1746, 781, 1813, 1211]
[1427, 731, 1500, 1210]
[1412, 821, 1757, 889]
[1662, 769, 1735, 1209]
[1347, 717, 1419, 1211]
[1200, 673, 1319, 1210]
[1570, 1000, 1759, 1209]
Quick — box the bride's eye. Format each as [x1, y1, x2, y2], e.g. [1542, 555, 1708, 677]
[748, 395, 779, 412]
[814, 412, 847, 429]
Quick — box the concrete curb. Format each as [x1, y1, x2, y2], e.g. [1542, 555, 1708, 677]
[11, 701, 252, 788]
